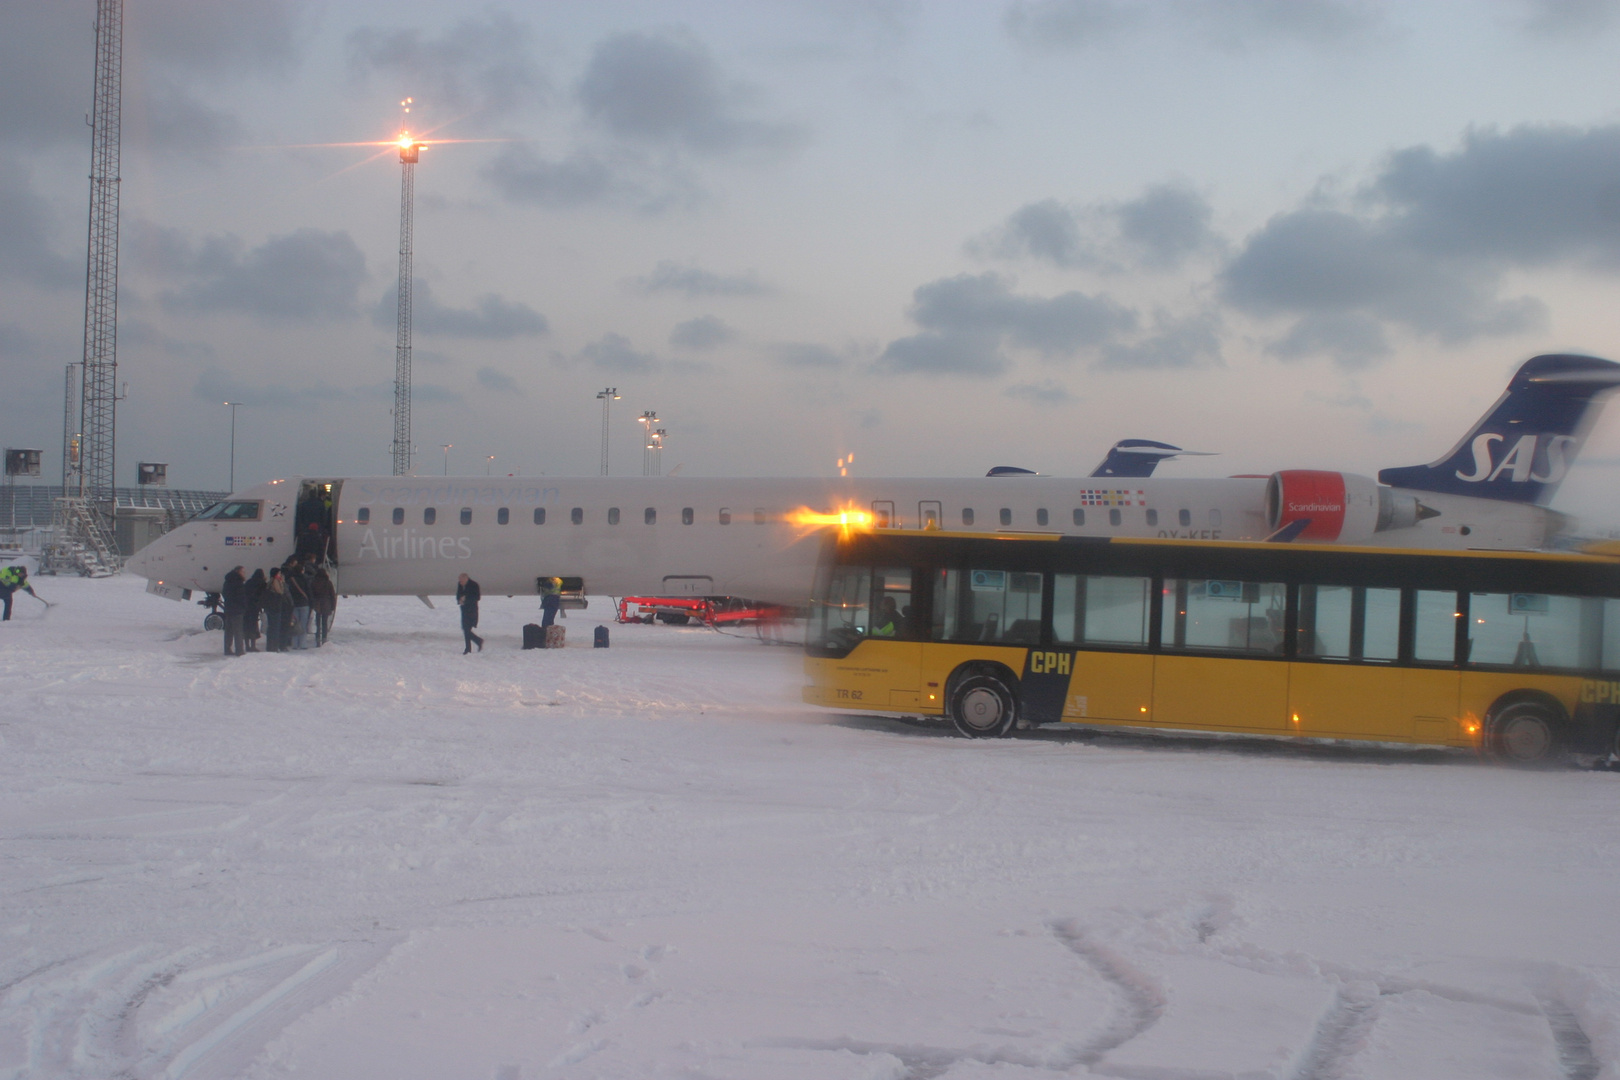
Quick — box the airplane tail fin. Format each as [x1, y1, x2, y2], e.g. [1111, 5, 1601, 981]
[1376, 354, 1620, 505]
[1090, 439, 1215, 479]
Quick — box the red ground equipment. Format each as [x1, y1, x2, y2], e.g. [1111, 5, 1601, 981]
[616, 595, 792, 628]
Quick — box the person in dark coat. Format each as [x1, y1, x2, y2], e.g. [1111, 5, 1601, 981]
[285, 558, 312, 650]
[221, 566, 247, 656]
[539, 576, 562, 628]
[243, 568, 266, 651]
[456, 572, 484, 654]
[310, 566, 337, 646]
[263, 567, 290, 652]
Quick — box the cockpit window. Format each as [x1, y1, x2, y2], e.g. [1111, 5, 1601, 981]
[215, 501, 262, 521]
[193, 502, 226, 520]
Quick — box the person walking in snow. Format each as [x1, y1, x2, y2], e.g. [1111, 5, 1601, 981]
[310, 566, 337, 647]
[456, 572, 484, 654]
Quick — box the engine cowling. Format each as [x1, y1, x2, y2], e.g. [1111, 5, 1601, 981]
[1265, 470, 1427, 542]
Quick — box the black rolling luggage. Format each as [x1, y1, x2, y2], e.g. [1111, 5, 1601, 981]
[522, 623, 543, 649]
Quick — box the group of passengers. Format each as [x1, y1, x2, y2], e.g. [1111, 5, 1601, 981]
[219, 555, 336, 656]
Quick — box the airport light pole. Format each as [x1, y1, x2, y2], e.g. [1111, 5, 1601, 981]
[224, 401, 245, 491]
[486, 454, 495, 476]
[596, 388, 619, 475]
[441, 443, 452, 476]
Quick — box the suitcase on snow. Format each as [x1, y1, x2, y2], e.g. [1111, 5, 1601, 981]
[522, 623, 543, 650]
[544, 625, 566, 649]
[594, 625, 609, 648]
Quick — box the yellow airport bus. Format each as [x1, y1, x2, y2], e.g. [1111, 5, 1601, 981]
[802, 530, 1620, 763]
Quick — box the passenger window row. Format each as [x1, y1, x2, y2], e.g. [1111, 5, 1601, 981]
[355, 504, 1225, 530]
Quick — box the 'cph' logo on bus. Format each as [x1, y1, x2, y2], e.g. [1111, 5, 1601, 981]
[1454, 433, 1578, 485]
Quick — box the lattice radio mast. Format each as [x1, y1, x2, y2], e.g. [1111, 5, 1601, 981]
[80, 0, 123, 512]
[391, 104, 421, 476]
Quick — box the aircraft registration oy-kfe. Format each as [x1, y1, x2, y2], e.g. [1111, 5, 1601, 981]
[128, 354, 1620, 608]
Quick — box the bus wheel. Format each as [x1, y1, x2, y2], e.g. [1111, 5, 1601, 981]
[949, 674, 1017, 739]
[1484, 700, 1565, 765]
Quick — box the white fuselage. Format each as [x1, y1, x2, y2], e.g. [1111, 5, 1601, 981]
[125, 473, 1563, 603]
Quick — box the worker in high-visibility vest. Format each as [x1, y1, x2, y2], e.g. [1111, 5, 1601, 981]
[539, 577, 562, 627]
[0, 564, 39, 621]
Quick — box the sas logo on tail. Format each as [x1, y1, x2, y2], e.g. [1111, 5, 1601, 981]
[1455, 434, 1578, 485]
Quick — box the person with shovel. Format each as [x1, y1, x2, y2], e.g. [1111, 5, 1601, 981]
[0, 563, 40, 621]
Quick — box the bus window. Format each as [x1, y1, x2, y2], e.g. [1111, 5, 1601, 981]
[1413, 590, 1459, 663]
[810, 564, 871, 651]
[872, 567, 913, 639]
[1364, 589, 1400, 660]
[1468, 593, 1593, 670]
[932, 570, 961, 640]
[1054, 575, 1151, 646]
[1163, 579, 1286, 653]
[948, 568, 1043, 644]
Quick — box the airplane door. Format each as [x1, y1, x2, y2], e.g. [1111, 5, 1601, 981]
[872, 500, 896, 528]
[919, 501, 942, 530]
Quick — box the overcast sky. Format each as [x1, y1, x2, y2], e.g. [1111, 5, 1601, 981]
[7, 0, 1620, 517]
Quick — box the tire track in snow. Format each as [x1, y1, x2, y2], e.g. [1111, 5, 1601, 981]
[1288, 984, 1379, 1080]
[1048, 918, 1165, 1065]
[1535, 991, 1601, 1080]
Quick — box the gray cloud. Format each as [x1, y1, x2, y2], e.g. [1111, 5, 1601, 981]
[1189, 0, 1383, 48]
[482, 146, 615, 206]
[195, 368, 463, 411]
[145, 84, 244, 158]
[580, 333, 658, 373]
[1267, 312, 1391, 368]
[578, 29, 801, 156]
[1517, 0, 1620, 34]
[1097, 311, 1223, 370]
[972, 183, 1217, 272]
[476, 367, 522, 395]
[136, 0, 307, 78]
[1003, 0, 1141, 50]
[631, 260, 771, 297]
[773, 343, 846, 369]
[880, 272, 1140, 377]
[347, 12, 548, 117]
[1004, 378, 1075, 405]
[373, 280, 548, 339]
[1216, 124, 1620, 355]
[148, 227, 368, 323]
[670, 315, 734, 349]
[908, 272, 1137, 357]
[1115, 183, 1219, 269]
[0, 162, 78, 289]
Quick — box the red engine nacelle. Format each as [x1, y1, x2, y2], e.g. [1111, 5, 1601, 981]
[1266, 470, 1426, 542]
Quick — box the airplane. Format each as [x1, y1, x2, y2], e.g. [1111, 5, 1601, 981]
[127, 354, 1620, 610]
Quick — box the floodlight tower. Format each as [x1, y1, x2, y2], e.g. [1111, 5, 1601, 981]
[391, 119, 422, 476]
[79, 0, 123, 515]
[596, 388, 619, 475]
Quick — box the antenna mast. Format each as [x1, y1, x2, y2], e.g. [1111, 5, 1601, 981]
[80, 0, 123, 512]
[391, 123, 419, 476]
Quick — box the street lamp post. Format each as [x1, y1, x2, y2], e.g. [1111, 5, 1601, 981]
[595, 388, 619, 475]
[441, 443, 452, 476]
[637, 411, 658, 476]
[223, 401, 245, 491]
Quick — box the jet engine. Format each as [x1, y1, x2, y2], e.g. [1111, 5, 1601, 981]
[1265, 470, 1431, 542]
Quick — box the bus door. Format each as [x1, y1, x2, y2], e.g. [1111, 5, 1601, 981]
[871, 500, 895, 528]
[918, 501, 942, 530]
[871, 565, 923, 707]
[1287, 585, 1426, 739]
[1052, 573, 1155, 723]
[1152, 577, 1289, 732]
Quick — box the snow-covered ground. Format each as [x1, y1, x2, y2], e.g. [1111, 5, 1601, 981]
[3, 572, 1620, 1080]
